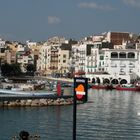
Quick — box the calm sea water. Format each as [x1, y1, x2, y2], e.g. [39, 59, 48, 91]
[1, 89, 140, 140]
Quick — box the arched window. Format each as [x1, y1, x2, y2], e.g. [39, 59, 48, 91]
[128, 52, 135, 58]
[111, 79, 119, 84]
[103, 78, 110, 84]
[119, 52, 126, 58]
[111, 52, 118, 58]
[92, 78, 96, 83]
[120, 79, 127, 84]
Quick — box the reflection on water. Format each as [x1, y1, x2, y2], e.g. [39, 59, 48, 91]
[1, 89, 140, 140]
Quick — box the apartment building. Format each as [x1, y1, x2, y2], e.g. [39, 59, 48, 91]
[37, 37, 71, 76]
[16, 44, 34, 72]
[72, 38, 109, 74]
[5, 41, 19, 64]
[72, 43, 87, 74]
[0, 39, 6, 65]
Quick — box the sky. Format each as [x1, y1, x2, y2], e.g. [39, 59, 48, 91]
[0, 0, 140, 42]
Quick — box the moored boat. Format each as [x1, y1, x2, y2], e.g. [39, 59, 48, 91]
[91, 84, 114, 90]
[115, 84, 140, 91]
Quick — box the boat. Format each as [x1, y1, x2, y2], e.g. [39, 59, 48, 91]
[115, 84, 140, 91]
[91, 84, 114, 90]
[11, 87, 23, 91]
[34, 83, 45, 90]
[0, 88, 56, 96]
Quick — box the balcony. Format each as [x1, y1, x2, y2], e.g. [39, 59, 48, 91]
[50, 60, 58, 63]
[49, 66, 58, 70]
[79, 63, 85, 66]
[104, 64, 108, 67]
[111, 63, 117, 67]
[129, 64, 135, 68]
[120, 64, 126, 67]
[119, 71, 126, 75]
[50, 54, 58, 57]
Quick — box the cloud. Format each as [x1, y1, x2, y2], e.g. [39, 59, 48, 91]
[48, 16, 61, 24]
[78, 2, 114, 11]
[123, 0, 140, 7]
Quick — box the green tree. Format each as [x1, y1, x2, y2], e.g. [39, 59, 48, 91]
[26, 64, 36, 76]
[1, 63, 22, 76]
[1, 63, 12, 76]
[11, 63, 22, 76]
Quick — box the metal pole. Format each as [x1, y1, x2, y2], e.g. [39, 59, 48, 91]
[73, 85, 77, 140]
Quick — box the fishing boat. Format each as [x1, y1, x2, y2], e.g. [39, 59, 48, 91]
[0, 88, 56, 96]
[91, 84, 114, 90]
[115, 84, 140, 91]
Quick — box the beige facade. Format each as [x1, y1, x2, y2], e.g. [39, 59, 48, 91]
[37, 42, 71, 76]
[58, 49, 70, 74]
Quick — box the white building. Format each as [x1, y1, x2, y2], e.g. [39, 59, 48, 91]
[0, 38, 5, 48]
[104, 49, 140, 84]
[72, 42, 92, 74]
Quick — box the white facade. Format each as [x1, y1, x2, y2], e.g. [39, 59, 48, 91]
[72, 43, 88, 73]
[92, 35, 104, 42]
[86, 48, 99, 73]
[17, 44, 25, 52]
[26, 40, 37, 48]
[0, 39, 5, 48]
[17, 52, 34, 72]
[104, 49, 140, 83]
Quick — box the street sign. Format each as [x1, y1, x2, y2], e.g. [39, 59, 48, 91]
[73, 77, 88, 140]
[74, 77, 88, 102]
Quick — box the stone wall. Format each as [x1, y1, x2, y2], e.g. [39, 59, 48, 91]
[0, 98, 73, 107]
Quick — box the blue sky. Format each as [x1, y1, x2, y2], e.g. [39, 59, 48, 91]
[0, 0, 140, 42]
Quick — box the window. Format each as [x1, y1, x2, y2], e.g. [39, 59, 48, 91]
[128, 52, 135, 58]
[129, 69, 133, 73]
[111, 52, 118, 58]
[63, 54, 66, 58]
[119, 52, 126, 58]
[100, 56, 104, 60]
[63, 60, 66, 63]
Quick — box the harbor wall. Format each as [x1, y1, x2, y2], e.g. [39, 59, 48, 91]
[0, 98, 73, 107]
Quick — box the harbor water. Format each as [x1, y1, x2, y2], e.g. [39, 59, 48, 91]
[1, 89, 140, 139]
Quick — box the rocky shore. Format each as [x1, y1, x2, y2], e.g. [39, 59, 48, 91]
[0, 98, 73, 107]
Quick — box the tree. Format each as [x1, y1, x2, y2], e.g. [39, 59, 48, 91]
[26, 64, 36, 76]
[1, 63, 22, 76]
[11, 63, 22, 76]
[1, 63, 12, 76]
